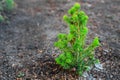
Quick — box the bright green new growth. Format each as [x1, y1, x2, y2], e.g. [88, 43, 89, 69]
[0, 0, 14, 11]
[54, 3, 100, 76]
[0, 0, 15, 22]
[5, 0, 14, 10]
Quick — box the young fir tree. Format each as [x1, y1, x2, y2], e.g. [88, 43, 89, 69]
[54, 3, 100, 75]
[0, 0, 15, 22]
[5, 0, 15, 11]
[0, 0, 14, 11]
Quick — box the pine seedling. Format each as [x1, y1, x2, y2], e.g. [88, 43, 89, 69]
[5, 0, 15, 11]
[0, 14, 4, 22]
[0, 0, 15, 11]
[54, 3, 100, 76]
[0, 0, 15, 23]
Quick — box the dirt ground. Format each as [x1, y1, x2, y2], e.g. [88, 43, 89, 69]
[0, 0, 120, 80]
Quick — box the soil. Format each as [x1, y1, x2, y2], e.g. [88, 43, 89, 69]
[0, 0, 120, 80]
